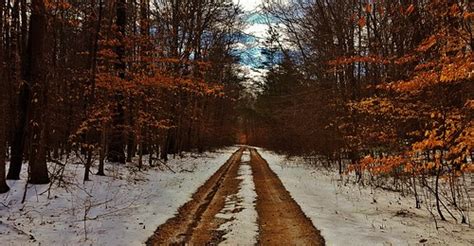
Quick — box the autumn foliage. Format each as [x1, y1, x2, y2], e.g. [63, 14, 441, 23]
[0, 0, 244, 191]
[252, 0, 473, 223]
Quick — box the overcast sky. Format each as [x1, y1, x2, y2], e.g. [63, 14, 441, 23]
[232, 0, 268, 89]
[234, 0, 262, 11]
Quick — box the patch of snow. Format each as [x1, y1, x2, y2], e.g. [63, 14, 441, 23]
[258, 149, 474, 246]
[241, 150, 251, 163]
[0, 147, 238, 246]
[217, 150, 258, 245]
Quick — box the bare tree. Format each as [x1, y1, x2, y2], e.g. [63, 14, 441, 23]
[26, 0, 49, 184]
[0, 0, 10, 193]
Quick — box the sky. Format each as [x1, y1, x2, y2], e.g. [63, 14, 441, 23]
[234, 0, 262, 11]
[233, 0, 269, 88]
[234, 0, 267, 39]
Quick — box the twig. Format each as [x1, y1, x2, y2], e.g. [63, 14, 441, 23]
[179, 168, 195, 173]
[0, 220, 35, 239]
[152, 158, 176, 173]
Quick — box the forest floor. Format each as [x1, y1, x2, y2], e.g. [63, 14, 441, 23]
[1, 146, 473, 245]
[258, 148, 474, 245]
[0, 147, 239, 245]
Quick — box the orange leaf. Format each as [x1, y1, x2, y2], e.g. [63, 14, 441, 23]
[449, 4, 459, 16]
[365, 4, 372, 13]
[377, 6, 384, 15]
[416, 35, 437, 52]
[464, 12, 474, 20]
[406, 4, 415, 15]
[358, 17, 366, 28]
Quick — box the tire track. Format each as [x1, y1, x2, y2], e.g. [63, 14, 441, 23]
[250, 148, 325, 246]
[147, 147, 325, 245]
[146, 147, 244, 245]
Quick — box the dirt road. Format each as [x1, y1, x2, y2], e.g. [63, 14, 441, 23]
[250, 149, 324, 245]
[147, 147, 324, 245]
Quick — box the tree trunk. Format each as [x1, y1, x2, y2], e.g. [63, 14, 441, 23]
[0, 130, 8, 192]
[97, 124, 106, 176]
[338, 155, 343, 175]
[83, 0, 103, 181]
[20, 0, 28, 57]
[435, 164, 446, 221]
[412, 174, 421, 209]
[26, 0, 49, 184]
[84, 149, 92, 182]
[126, 107, 135, 162]
[148, 143, 154, 166]
[107, 0, 126, 164]
[7, 83, 28, 180]
[138, 142, 143, 170]
[7, 0, 26, 180]
[160, 132, 170, 162]
[0, 0, 10, 193]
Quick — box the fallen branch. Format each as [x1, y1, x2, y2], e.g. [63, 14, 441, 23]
[151, 158, 176, 173]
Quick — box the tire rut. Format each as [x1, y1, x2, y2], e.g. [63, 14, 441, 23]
[147, 147, 325, 245]
[250, 148, 325, 246]
[146, 147, 244, 245]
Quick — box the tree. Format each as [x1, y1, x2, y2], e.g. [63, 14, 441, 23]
[7, 0, 27, 180]
[107, 0, 127, 164]
[0, 0, 9, 193]
[257, 0, 473, 222]
[0, 0, 243, 188]
[26, 0, 50, 184]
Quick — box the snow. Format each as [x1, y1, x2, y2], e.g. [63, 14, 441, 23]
[217, 150, 259, 245]
[258, 149, 474, 246]
[0, 147, 238, 246]
[3, 146, 471, 245]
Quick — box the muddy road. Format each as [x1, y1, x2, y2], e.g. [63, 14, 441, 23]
[147, 147, 324, 245]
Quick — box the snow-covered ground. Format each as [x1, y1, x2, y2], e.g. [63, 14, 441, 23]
[0, 147, 238, 246]
[217, 149, 259, 245]
[258, 149, 474, 246]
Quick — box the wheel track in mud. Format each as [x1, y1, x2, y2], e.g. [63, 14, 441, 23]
[147, 147, 325, 245]
[250, 148, 325, 245]
[146, 148, 244, 245]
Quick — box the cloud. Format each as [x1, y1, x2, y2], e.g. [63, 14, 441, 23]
[234, 0, 261, 11]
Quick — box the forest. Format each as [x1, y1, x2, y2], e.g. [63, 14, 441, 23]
[0, 0, 473, 245]
[247, 0, 473, 224]
[0, 0, 242, 190]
